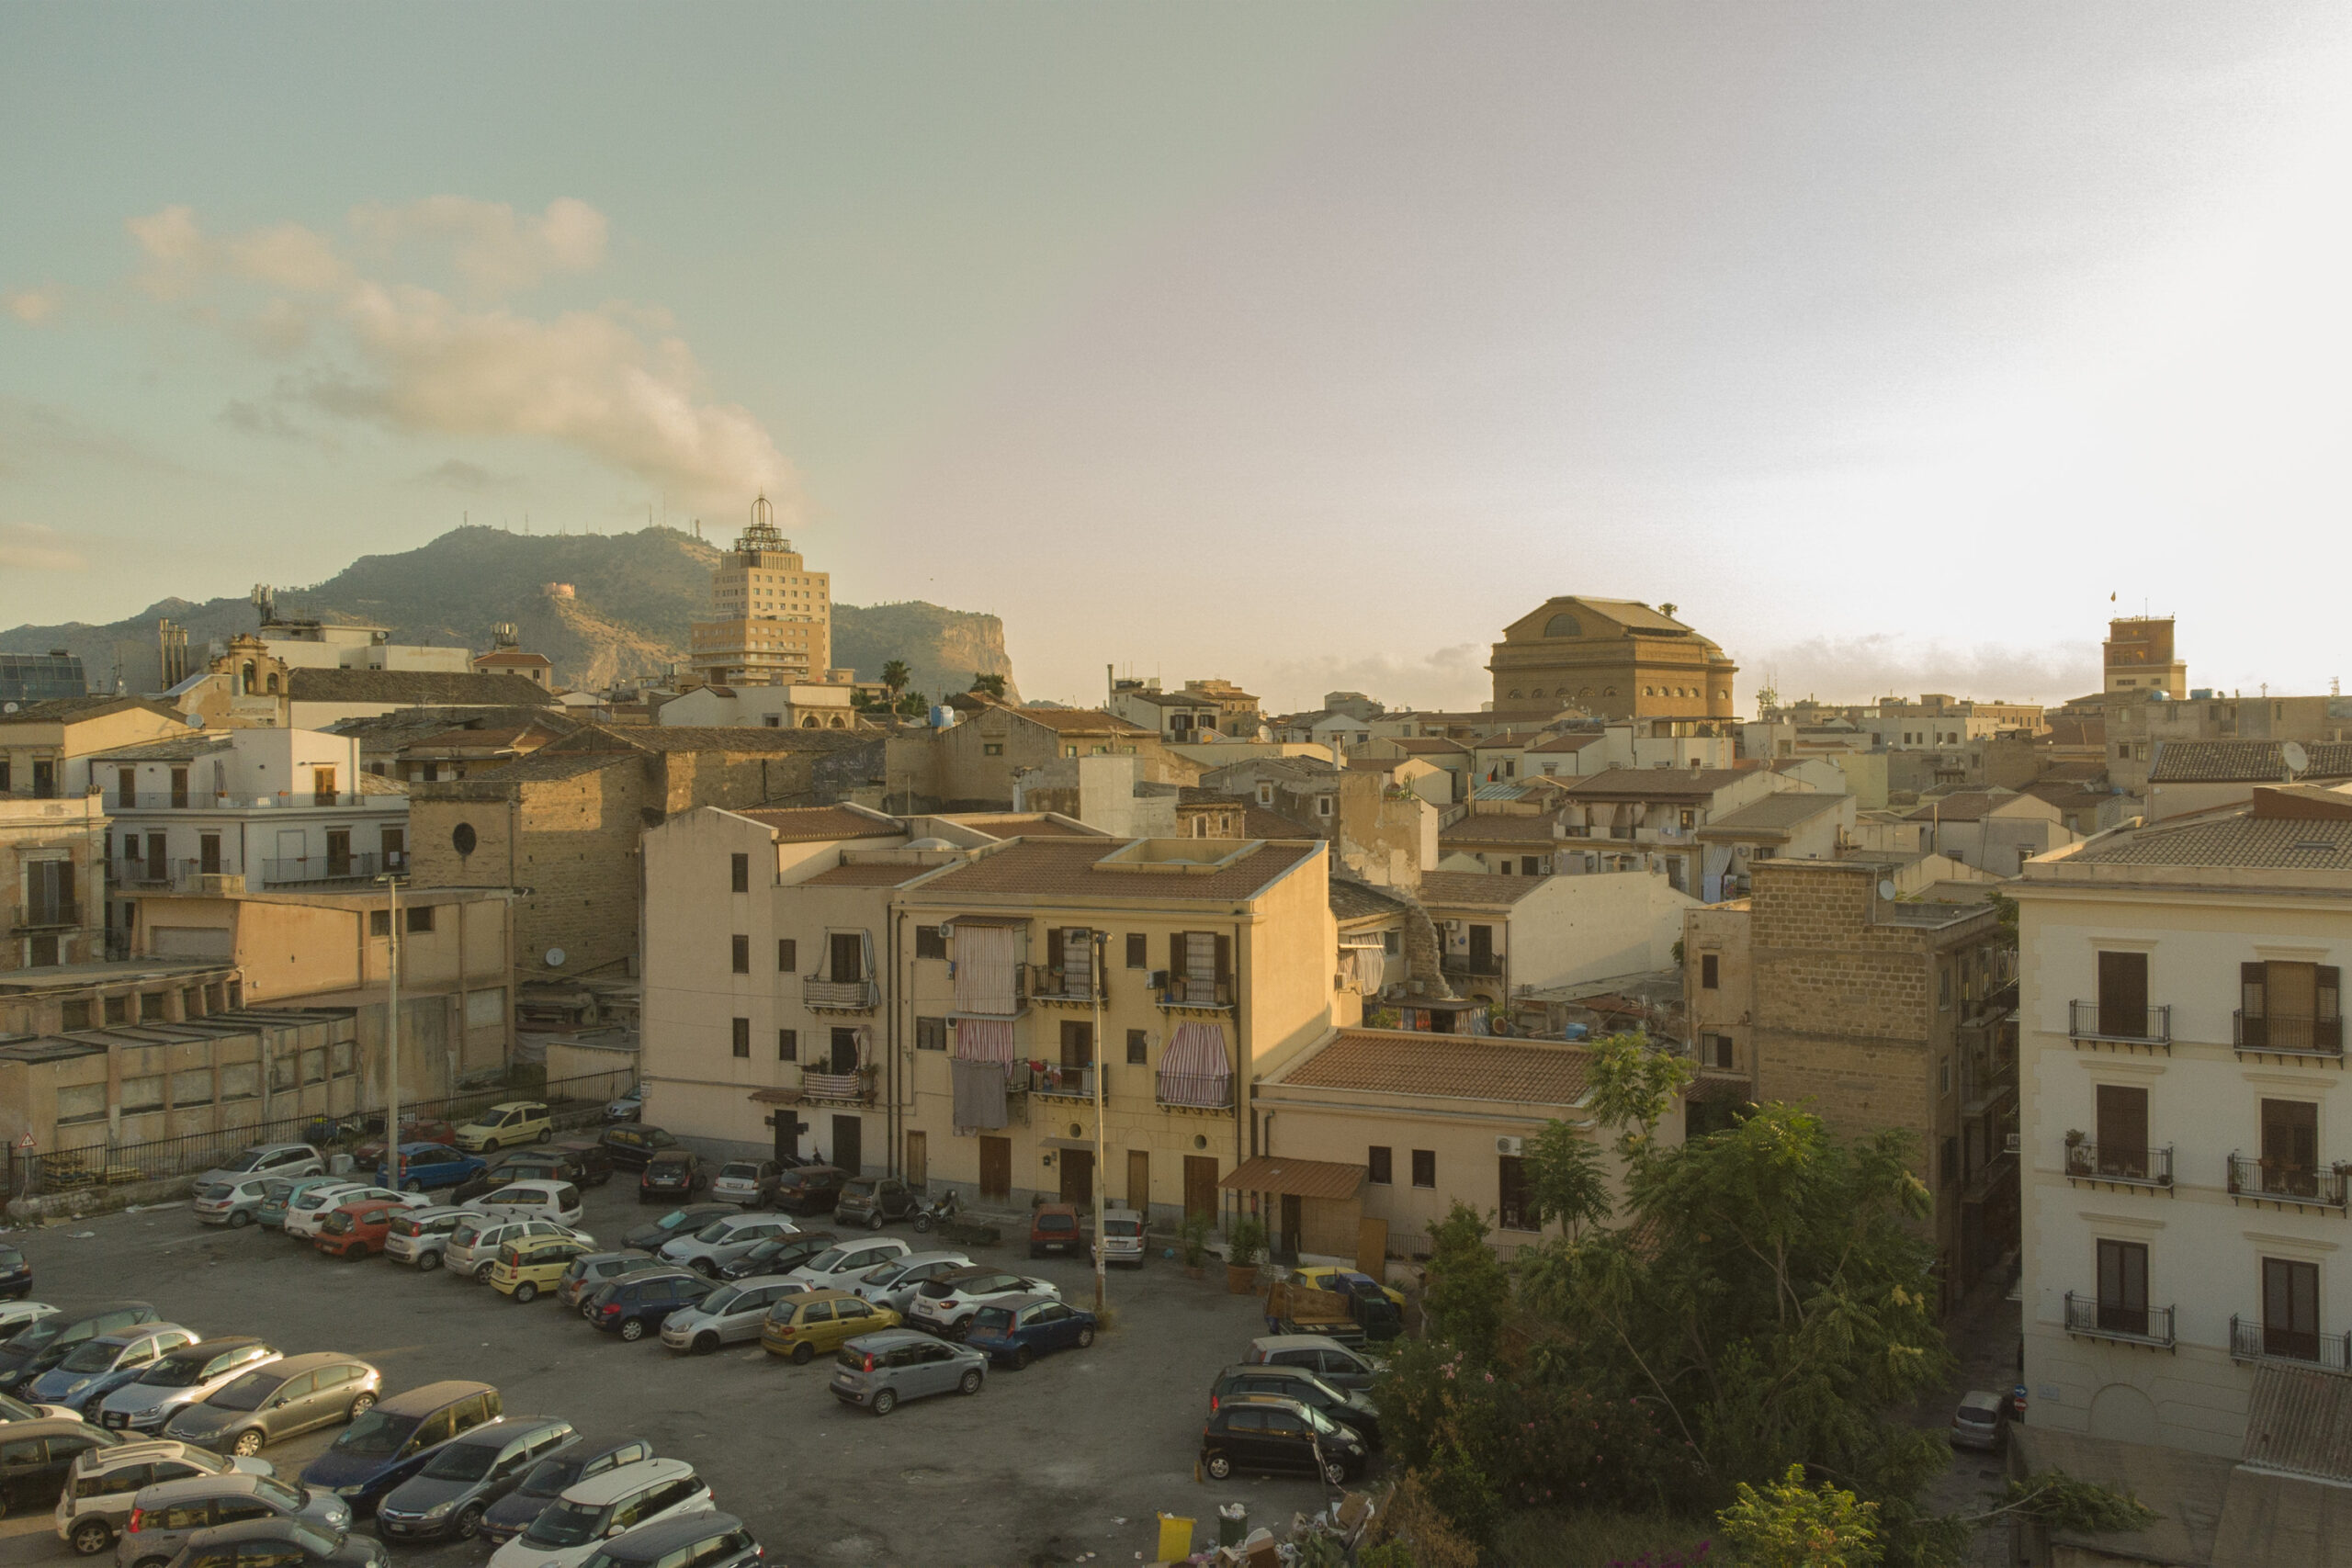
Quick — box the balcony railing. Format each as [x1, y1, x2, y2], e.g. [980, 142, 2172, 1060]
[109, 790, 374, 811]
[1027, 964, 1104, 1007]
[2230, 1314, 2352, 1371]
[796, 1068, 875, 1106]
[1156, 1069, 1233, 1111]
[2235, 1011, 2346, 1061]
[2064, 1140, 2173, 1190]
[256, 853, 386, 888]
[8, 900, 80, 932]
[1159, 979, 1234, 1011]
[1026, 1063, 1096, 1099]
[2064, 1292, 2175, 1348]
[2068, 999, 2172, 1051]
[801, 977, 877, 1012]
[2228, 1154, 2348, 1209]
[1441, 954, 1504, 977]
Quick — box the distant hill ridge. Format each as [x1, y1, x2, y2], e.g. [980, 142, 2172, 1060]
[0, 525, 1017, 702]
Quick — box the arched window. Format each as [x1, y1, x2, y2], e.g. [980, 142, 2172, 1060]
[800, 715, 820, 728]
[1542, 613, 1583, 638]
[1509, 690, 1522, 699]
[1603, 687, 1618, 698]
[241, 663, 256, 694]
[265, 672, 279, 694]
[828, 716, 845, 728]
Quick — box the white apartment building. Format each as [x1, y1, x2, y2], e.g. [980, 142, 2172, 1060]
[687, 496, 838, 687]
[2015, 784, 2352, 1457]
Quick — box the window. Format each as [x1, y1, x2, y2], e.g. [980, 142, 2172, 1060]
[1125, 932, 1148, 968]
[405, 904, 435, 934]
[369, 908, 390, 937]
[1410, 1149, 1435, 1189]
[777, 939, 797, 973]
[1940, 1135, 1959, 1188]
[730, 853, 749, 894]
[1127, 1028, 1148, 1065]
[1940, 1057, 1951, 1096]
[2264, 1257, 2322, 1361]
[731, 1019, 750, 1058]
[2096, 1237, 2150, 1336]
[1498, 1156, 1532, 1231]
[2094, 1084, 2149, 1180]
[983, 742, 1004, 757]
[916, 1017, 947, 1052]
[916, 926, 947, 960]
[1367, 1145, 1392, 1185]
[1700, 953, 1718, 989]
[731, 935, 751, 974]
[2261, 1099, 2320, 1197]
[1317, 796, 1333, 818]
[2240, 961, 2343, 1054]
[778, 1027, 797, 1062]
[1711, 1034, 1733, 1069]
[1257, 784, 1273, 806]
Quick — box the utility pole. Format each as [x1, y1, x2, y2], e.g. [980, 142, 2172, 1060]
[1090, 928, 1109, 1315]
[379, 872, 404, 1189]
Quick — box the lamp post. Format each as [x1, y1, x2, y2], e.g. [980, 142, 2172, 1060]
[377, 872, 404, 1190]
[1091, 928, 1109, 1316]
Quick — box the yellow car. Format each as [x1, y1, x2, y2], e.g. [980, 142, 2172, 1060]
[759, 1288, 901, 1364]
[455, 1100, 552, 1154]
[489, 1233, 594, 1303]
[1293, 1265, 1407, 1311]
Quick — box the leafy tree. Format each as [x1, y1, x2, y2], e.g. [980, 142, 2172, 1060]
[968, 671, 1007, 698]
[1973, 1470, 2156, 1535]
[1522, 1119, 1611, 1240]
[1586, 1032, 1691, 1152]
[1986, 889, 2019, 941]
[894, 689, 929, 718]
[1719, 1463, 1882, 1568]
[880, 659, 910, 697]
[1420, 1204, 1509, 1360]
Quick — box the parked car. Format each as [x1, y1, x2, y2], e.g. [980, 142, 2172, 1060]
[484, 1457, 713, 1568]
[765, 1165, 847, 1215]
[0, 1416, 117, 1520]
[1027, 1202, 1081, 1258]
[556, 1253, 663, 1315]
[192, 1145, 322, 1190]
[1951, 1389, 2011, 1452]
[576, 1511, 759, 1568]
[965, 1295, 1098, 1371]
[454, 1102, 552, 1156]
[351, 1120, 459, 1168]
[0, 1305, 160, 1395]
[1241, 1335, 1382, 1394]
[827, 1328, 985, 1416]
[658, 1278, 806, 1355]
[707, 1160, 778, 1208]
[191, 1178, 277, 1230]
[297, 1382, 502, 1516]
[598, 1124, 679, 1172]
[1090, 1209, 1146, 1268]
[162, 1354, 382, 1459]
[656, 1213, 798, 1277]
[602, 1089, 642, 1124]
[96, 1339, 279, 1436]
[280, 1185, 379, 1242]
[477, 1436, 652, 1547]
[1277, 1266, 1405, 1341]
[0, 1301, 54, 1341]
[782, 1237, 912, 1294]
[312, 1201, 409, 1262]
[833, 1177, 918, 1231]
[906, 1266, 1058, 1340]
[637, 1151, 707, 1204]
[377, 1143, 488, 1195]
[620, 1204, 733, 1255]
[586, 1271, 716, 1343]
[758, 1289, 899, 1364]
[137, 1517, 383, 1568]
[850, 1252, 971, 1314]
[112, 1471, 351, 1567]
[382, 1209, 470, 1271]
[374, 1416, 575, 1544]
[257, 1178, 353, 1233]
[488, 1145, 610, 1190]
[55, 1437, 270, 1556]
[715, 1230, 837, 1284]
[469, 1180, 586, 1229]
[29, 1326, 199, 1414]
[0, 1253, 37, 1307]
[446, 1217, 588, 1283]
[1199, 1393, 1368, 1484]
[489, 1235, 597, 1304]
[1210, 1363, 1381, 1450]
[552, 1140, 616, 1187]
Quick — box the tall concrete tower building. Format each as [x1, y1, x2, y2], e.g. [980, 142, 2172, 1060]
[686, 495, 834, 686]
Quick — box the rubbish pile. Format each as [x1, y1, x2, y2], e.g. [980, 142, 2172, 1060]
[1153, 1493, 1375, 1566]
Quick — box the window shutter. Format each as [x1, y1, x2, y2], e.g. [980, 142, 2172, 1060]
[1047, 929, 1064, 972]
[1169, 932, 1185, 980]
[1215, 934, 1232, 986]
[2321, 966, 2343, 1054]
[2243, 960, 2268, 1051]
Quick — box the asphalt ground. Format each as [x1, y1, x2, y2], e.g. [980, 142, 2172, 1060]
[0, 1181, 1338, 1568]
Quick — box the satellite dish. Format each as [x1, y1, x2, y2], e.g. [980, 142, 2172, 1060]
[2284, 741, 2310, 777]
[544, 947, 567, 968]
[1, 703, 16, 714]
[1878, 879, 1898, 900]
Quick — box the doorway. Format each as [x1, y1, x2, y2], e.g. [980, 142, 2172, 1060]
[1468, 923, 1494, 973]
[2097, 951, 2148, 1040]
[772, 1110, 800, 1165]
[831, 1114, 863, 1177]
[1127, 1150, 1150, 1213]
[1059, 1147, 1094, 1206]
[829, 1028, 860, 1074]
[1184, 1156, 1218, 1222]
[905, 1131, 928, 1193]
[1278, 1194, 1303, 1264]
[829, 931, 865, 982]
[978, 1136, 1011, 1200]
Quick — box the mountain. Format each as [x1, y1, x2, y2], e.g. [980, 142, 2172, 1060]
[0, 525, 1018, 701]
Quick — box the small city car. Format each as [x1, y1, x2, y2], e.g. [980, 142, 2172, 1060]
[781, 1237, 910, 1294]
[658, 1277, 807, 1355]
[491, 1145, 611, 1190]
[759, 1289, 899, 1364]
[1198, 1393, 1369, 1484]
[312, 1201, 405, 1262]
[965, 1295, 1098, 1371]
[378, 1144, 487, 1195]
[0, 1417, 117, 1523]
[828, 1329, 986, 1416]
[490, 1235, 596, 1304]
[597, 1124, 679, 1172]
[602, 1090, 643, 1124]
[716, 1230, 837, 1283]
[1951, 1389, 2011, 1452]
[1091, 1210, 1146, 1268]
[258, 1179, 348, 1233]
[708, 1161, 779, 1209]
[850, 1252, 970, 1314]
[907, 1267, 1058, 1340]
[111, 1471, 352, 1568]
[382, 1209, 469, 1270]
[657, 1213, 798, 1276]
[1241, 1335, 1381, 1394]
[30, 1326, 198, 1413]
[353, 1119, 460, 1168]
[766, 1166, 846, 1215]
[578, 1511, 760, 1568]
[586, 1272, 715, 1342]
[469, 1181, 586, 1229]
[296, 1382, 502, 1517]
[282, 1186, 379, 1242]
[191, 1179, 277, 1230]
[621, 1205, 734, 1255]
[833, 1177, 917, 1231]
[454, 1103, 552, 1156]
[637, 1152, 707, 1204]
[446, 1218, 586, 1283]
[96, 1339, 279, 1437]
[162, 1354, 382, 1459]
[54, 1437, 269, 1556]
[193, 1145, 323, 1190]
[476, 1436, 652, 1547]
[1027, 1203, 1081, 1258]
[1210, 1363, 1382, 1449]
[557, 1253, 663, 1315]
[485, 1457, 713, 1568]
[374, 1416, 576, 1544]
[157, 1517, 386, 1568]
[0, 1244, 30, 1302]
[0, 1304, 160, 1395]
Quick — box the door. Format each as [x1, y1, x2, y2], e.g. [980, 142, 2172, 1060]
[1279, 1195, 1303, 1264]
[773, 1109, 799, 1165]
[1468, 924, 1494, 974]
[1127, 1150, 1150, 1213]
[2271, 962, 2321, 1053]
[2265, 1257, 2321, 1361]
[831, 1115, 862, 1177]
[829, 931, 864, 983]
[829, 1028, 860, 1074]
[2097, 1238, 2149, 1337]
[145, 831, 167, 881]
[2262, 1100, 2320, 1198]
[905, 1132, 927, 1194]
[311, 767, 336, 807]
[1184, 1156, 1218, 1222]
[1059, 1021, 1092, 1089]
[274, 828, 304, 881]
[2097, 951, 2148, 1040]
[198, 834, 220, 875]
[2094, 1085, 2148, 1180]
[1060, 1148, 1093, 1206]
[169, 768, 188, 809]
[979, 1136, 1011, 1200]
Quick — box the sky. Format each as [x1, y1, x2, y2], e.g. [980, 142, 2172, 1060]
[4, 4, 2349, 713]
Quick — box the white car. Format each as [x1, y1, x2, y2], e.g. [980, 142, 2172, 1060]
[656, 1213, 798, 1276]
[191, 1177, 277, 1228]
[445, 1216, 592, 1282]
[906, 1265, 1061, 1339]
[0, 1302, 57, 1341]
[782, 1237, 912, 1293]
[278, 1182, 377, 1240]
[469, 1180, 585, 1229]
[193, 1144, 323, 1190]
[852, 1251, 972, 1314]
[487, 1457, 714, 1568]
[384, 1208, 471, 1269]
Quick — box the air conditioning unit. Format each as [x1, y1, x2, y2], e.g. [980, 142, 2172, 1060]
[1496, 1135, 1525, 1156]
[2005, 1132, 2021, 1156]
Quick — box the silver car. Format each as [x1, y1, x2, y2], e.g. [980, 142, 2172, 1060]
[828, 1328, 987, 1416]
[708, 1161, 780, 1209]
[191, 1178, 277, 1229]
[655, 1213, 797, 1277]
[97, 1337, 280, 1435]
[851, 1252, 971, 1314]
[384, 1208, 470, 1270]
[658, 1277, 806, 1355]
[192, 1144, 323, 1190]
[111, 1471, 349, 1567]
[445, 1217, 586, 1282]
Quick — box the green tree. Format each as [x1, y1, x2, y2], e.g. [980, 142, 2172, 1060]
[894, 689, 930, 718]
[1522, 1119, 1611, 1240]
[880, 659, 910, 698]
[1719, 1463, 1883, 1568]
[1420, 1203, 1509, 1360]
[968, 671, 1007, 698]
[1585, 1031, 1691, 1151]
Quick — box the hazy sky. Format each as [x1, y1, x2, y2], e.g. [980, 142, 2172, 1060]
[5, 5, 2348, 711]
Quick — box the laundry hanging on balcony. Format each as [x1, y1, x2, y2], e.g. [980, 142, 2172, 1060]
[1158, 1022, 1231, 1108]
[1337, 935, 1385, 994]
[951, 1058, 1009, 1132]
[952, 924, 1020, 1014]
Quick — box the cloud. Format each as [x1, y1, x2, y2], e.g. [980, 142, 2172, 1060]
[1254, 642, 1492, 714]
[6, 288, 61, 325]
[412, 457, 522, 491]
[348, 196, 606, 295]
[1753, 635, 2100, 707]
[0, 524, 87, 572]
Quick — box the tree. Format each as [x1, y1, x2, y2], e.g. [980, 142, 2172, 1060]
[894, 689, 929, 718]
[880, 659, 910, 698]
[1719, 1463, 1882, 1568]
[1522, 1119, 1611, 1241]
[1586, 1031, 1691, 1153]
[1420, 1203, 1509, 1360]
[969, 671, 1007, 699]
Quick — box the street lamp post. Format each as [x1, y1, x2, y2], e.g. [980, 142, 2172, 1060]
[378, 873, 404, 1190]
[1090, 928, 1109, 1316]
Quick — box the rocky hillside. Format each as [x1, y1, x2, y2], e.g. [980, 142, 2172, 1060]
[0, 525, 1018, 700]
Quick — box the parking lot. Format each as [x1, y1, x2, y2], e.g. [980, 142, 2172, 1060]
[0, 1179, 1336, 1568]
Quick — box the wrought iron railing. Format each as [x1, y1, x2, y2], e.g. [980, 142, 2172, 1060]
[1026, 1064, 1096, 1099]
[1159, 980, 1234, 1010]
[2063, 1140, 2172, 1189]
[2068, 999, 2171, 1048]
[2064, 1292, 2174, 1348]
[2227, 1154, 2348, 1208]
[1155, 1070, 1233, 1110]
[2231, 1314, 2352, 1371]
[2236, 1011, 2346, 1059]
[1027, 964, 1105, 1005]
[256, 853, 386, 887]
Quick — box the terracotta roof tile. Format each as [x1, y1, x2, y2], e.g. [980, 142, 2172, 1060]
[2149, 739, 2352, 784]
[1008, 707, 1153, 737]
[1279, 1028, 1591, 1105]
[1440, 814, 1564, 844]
[1416, 871, 1544, 907]
[1329, 881, 1408, 922]
[800, 861, 941, 886]
[737, 805, 900, 842]
[1564, 766, 1750, 800]
[912, 836, 1316, 902]
[287, 669, 558, 706]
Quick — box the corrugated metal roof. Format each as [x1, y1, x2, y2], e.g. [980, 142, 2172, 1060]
[2243, 1362, 2352, 1482]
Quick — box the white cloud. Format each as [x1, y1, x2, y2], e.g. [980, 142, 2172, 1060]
[0, 524, 86, 572]
[1253, 642, 1491, 714]
[5, 288, 61, 325]
[1754, 635, 2100, 708]
[347, 196, 607, 295]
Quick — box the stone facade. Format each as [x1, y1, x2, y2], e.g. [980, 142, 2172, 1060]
[1487, 597, 1739, 723]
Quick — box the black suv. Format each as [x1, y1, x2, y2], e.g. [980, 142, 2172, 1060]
[716, 1230, 838, 1283]
[769, 1166, 847, 1215]
[586, 1272, 715, 1342]
[599, 1124, 680, 1172]
[833, 1177, 918, 1230]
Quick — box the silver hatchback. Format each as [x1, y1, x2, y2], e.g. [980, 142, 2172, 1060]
[655, 1213, 798, 1277]
[851, 1252, 971, 1314]
[828, 1329, 987, 1416]
[657, 1278, 806, 1355]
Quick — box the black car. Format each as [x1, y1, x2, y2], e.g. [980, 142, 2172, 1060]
[1199, 1393, 1368, 1484]
[162, 1516, 386, 1568]
[490, 1145, 613, 1191]
[716, 1230, 838, 1283]
[833, 1177, 917, 1230]
[768, 1165, 848, 1215]
[0, 1243, 28, 1302]
[599, 1124, 681, 1172]
[374, 1416, 575, 1543]
[590, 1509, 761, 1568]
[477, 1435, 653, 1546]
[622, 1205, 736, 1255]
[0, 1303, 158, 1393]
[0, 1416, 117, 1514]
[638, 1151, 707, 1204]
[1211, 1364, 1382, 1450]
[586, 1271, 716, 1342]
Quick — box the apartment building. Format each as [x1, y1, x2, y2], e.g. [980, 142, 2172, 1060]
[685, 495, 840, 687]
[4, 794, 108, 970]
[1558, 765, 1807, 897]
[2014, 784, 2352, 1456]
[1903, 790, 2077, 875]
[0, 697, 187, 800]
[1416, 869, 1692, 1010]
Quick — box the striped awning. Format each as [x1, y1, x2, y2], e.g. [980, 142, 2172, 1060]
[1161, 1022, 1230, 1081]
[955, 1017, 1014, 1065]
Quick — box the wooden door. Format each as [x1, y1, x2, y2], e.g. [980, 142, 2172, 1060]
[1184, 1156, 1218, 1222]
[904, 1131, 927, 1193]
[198, 834, 221, 875]
[2097, 951, 2147, 1040]
[1354, 1217, 1388, 1279]
[1469, 924, 1494, 973]
[1279, 1194, 1303, 1262]
[1127, 1150, 1149, 1213]
[1059, 1021, 1092, 1083]
[830, 931, 864, 982]
[2097, 1238, 2148, 1336]
[2094, 1085, 2148, 1180]
[831, 1114, 863, 1178]
[2272, 962, 2319, 1053]
[772, 1108, 799, 1164]
[326, 829, 351, 877]
[311, 767, 336, 807]
[2265, 1257, 2321, 1361]
[2263, 1099, 2319, 1197]
[978, 1136, 1011, 1200]
[829, 1028, 860, 1074]
[145, 831, 167, 881]
[1059, 1148, 1093, 1206]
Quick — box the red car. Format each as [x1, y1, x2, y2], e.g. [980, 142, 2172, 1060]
[353, 1119, 460, 1166]
[314, 1198, 406, 1260]
[1029, 1203, 1082, 1258]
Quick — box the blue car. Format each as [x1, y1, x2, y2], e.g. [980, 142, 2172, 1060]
[378, 1143, 486, 1193]
[962, 1293, 1097, 1371]
[299, 1379, 502, 1516]
[25, 1323, 198, 1413]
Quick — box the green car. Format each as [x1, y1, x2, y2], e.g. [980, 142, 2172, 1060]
[258, 1175, 356, 1232]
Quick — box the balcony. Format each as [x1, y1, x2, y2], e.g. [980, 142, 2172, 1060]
[2068, 999, 2171, 1054]
[2230, 1314, 2352, 1372]
[1156, 1069, 1233, 1111]
[109, 789, 375, 811]
[8, 899, 79, 933]
[801, 977, 877, 1013]
[1025, 1063, 1096, 1100]
[2064, 1140, 2173, 1192]
[2064, 1292, 2176, 1349]
[2235, 1011, 2345, 1063]
[1027, 964, 1104, 1010]
[1441, 954, 1504, 978]
[1158, 979, 1233, 1013]
[2227, 1154, 2348, 1212]
[255, 852, 388, 889]
[796, 1067, 875, 1107]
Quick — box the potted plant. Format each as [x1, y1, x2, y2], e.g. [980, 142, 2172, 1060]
[1225, 1213, 1268, 1294]
[2064, 1129, 2091, 1175]
[1178, 1213, 1212, 1279]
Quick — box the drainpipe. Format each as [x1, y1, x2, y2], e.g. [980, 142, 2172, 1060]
[1234, 917, 1249, 1235]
